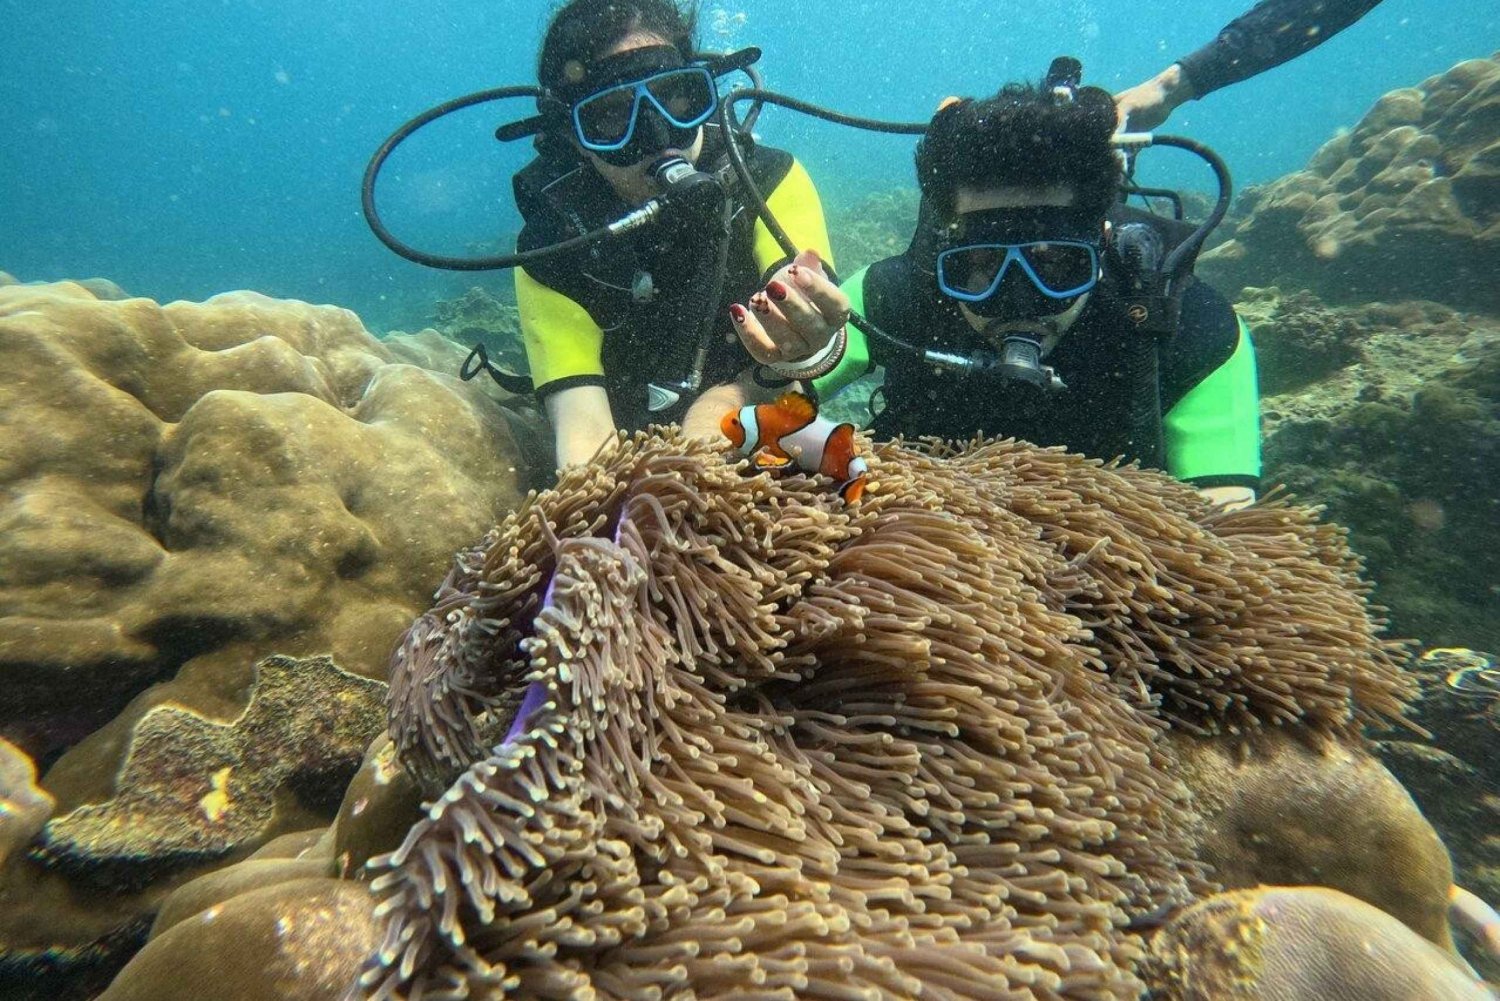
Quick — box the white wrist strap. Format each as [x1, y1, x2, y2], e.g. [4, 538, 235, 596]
[766, 326, 846, 379]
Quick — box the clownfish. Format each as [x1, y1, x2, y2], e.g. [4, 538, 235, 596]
[721, 391, 869, 502]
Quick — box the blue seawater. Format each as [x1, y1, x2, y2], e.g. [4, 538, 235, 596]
[0, 0, 1490, 329]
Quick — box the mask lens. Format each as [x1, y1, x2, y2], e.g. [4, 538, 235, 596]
[1021, 241, 1096, 295]
[644, 67, 716, 125]
[574, 84, 638, 148]
[937, 245, 1009, 299]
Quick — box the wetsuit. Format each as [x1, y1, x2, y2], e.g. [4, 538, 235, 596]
[1178, 0, 1385, 97]
[513, 129, 834, 431]
[812, 241, 1261, 490]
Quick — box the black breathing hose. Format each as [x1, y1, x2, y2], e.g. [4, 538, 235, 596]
[1115, 133, 1232, 283]
[361, 85, 647, 272]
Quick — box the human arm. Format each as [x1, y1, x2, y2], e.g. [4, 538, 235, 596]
[514, 265, 615, 470]
[729, 158, 850, 370]
[1163, 315, 1262, 503]
[546, 385, 618, 469]
[1116, 0, 1385, 130]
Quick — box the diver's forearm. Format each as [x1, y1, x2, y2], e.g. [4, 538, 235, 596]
[1177, 0, 1384, 97]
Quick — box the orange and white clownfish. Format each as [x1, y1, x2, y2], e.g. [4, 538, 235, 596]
[721, 391, 869, 502]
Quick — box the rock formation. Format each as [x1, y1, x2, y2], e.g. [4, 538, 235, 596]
[1199, 54, 1500, 313]
[0, 281, 533, 997]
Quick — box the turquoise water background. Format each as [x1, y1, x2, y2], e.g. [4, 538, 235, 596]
[0, 0, 1491, 329]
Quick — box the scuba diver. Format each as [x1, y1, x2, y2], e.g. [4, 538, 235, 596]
[731, 71, 1262, 511]
[1116, 0, 1386, 130]
[508, 0, 835, 469]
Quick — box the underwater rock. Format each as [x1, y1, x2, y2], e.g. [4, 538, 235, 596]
[1201, 54, 1500, 312]
[0, 280, 527, 766]
[1169, 729, 1454, 948]
[37, 654, 383, 885]
[1379, 648, 1500, 979]
[1145, 886, 1491, 1000]
[0, 738, 53, 868]
[98, 877, 379, 1001]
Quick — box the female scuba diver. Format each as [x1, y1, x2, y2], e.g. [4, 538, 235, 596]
[731, 74, 1261, 511]
[512, 0, 838, 469]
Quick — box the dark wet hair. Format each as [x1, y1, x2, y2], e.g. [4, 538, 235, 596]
[915, 80, 1122, 222]
[538, 0, 700, 91]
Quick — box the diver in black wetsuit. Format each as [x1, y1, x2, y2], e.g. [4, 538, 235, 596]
[1116, 0, 1386, 129]
[729, 78, 1263, 511]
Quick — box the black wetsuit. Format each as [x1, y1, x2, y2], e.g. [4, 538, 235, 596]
[1178, 0, 1385, 96]
[815, 215, 1263, 489]
[512, 130, 831, 432]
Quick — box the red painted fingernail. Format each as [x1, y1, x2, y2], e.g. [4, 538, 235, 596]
[787, 265, 800, 277]
[729, 304, 746, 323]
[767, 281, 788, 302]
[752, 296, 771, 314]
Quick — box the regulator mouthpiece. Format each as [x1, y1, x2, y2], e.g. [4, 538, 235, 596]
[999, 332, 1066, 393]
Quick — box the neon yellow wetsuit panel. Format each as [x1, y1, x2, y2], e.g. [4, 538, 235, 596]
[515, 266, 604, 392]
[753, 158, 835, 277]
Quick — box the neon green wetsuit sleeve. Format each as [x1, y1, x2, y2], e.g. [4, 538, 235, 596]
[1164, 316, 1262, 484]
[812, 265, 875, 399]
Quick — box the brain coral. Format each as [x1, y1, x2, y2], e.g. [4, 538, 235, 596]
[0, 280, 527, 767]
[347, 429, 1414, 1000]
[1200, 53, 1500, 312]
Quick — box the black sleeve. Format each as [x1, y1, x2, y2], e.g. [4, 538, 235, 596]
[1158, 279, 1240, 414]
[1176, 0, 1385, 97]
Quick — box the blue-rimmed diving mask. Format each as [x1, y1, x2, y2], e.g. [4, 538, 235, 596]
[554, 45, 718, 166]
[935, 207, 1103, 320]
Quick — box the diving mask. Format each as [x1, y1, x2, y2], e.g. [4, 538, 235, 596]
[554, 45, 718, 166]
[935, 207, 1102, 319]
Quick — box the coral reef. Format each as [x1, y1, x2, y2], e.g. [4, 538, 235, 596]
[827, 186, 920, 277]
[0, 739, 53, 868]
[0, 280, 526, 765]
[1200, 54, 1500, 313]
[0, 280, 532, 996]
[1247, 288, 1500, 652]
[0, 655, 382, 999]
[1168, 730, 1454, 947]
[424, 285, 527, 377]
[88, 431, 1476, 999]
[99, 878, 381, 1001]
[38, 654, 383, 883]
[1145, 886, 1490, 1000]
[1234, 286, 1367, 395]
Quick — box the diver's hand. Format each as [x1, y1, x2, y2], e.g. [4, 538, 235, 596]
[730, 249, 849, 366]
[1114, 63, 1196, 132]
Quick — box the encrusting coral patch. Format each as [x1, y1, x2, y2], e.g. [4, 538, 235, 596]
[39, 654, 385, 885]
